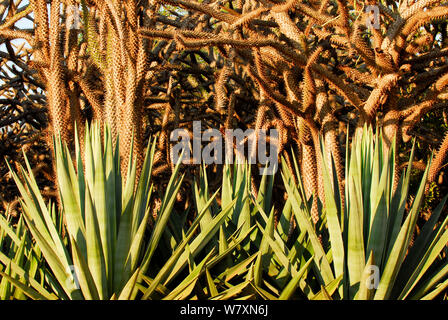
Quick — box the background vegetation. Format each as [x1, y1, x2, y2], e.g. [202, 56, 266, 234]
[0, 0, 448, 300]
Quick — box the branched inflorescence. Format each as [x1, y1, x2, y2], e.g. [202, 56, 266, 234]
[1, 0, 448, 222]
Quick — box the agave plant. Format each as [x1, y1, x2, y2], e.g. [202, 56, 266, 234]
[158, 161, 327, 300]
[281, 126, 448, 300]
[0, 123, 189, 299]
[0, 213, 50, 300]
[139, 163, 275, 300]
